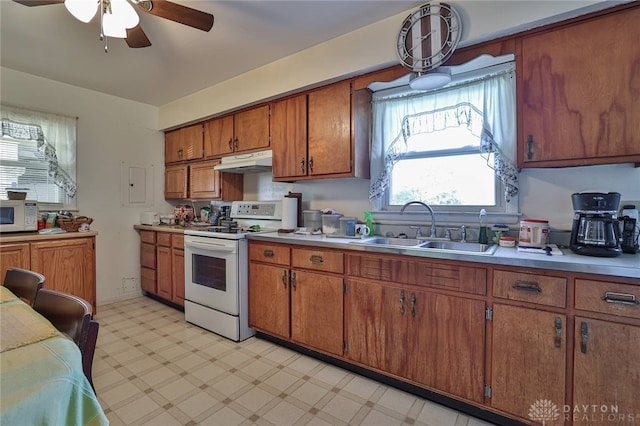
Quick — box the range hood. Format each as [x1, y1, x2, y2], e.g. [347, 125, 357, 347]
[213, 150, 273, 174]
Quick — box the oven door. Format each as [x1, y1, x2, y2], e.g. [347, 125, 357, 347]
[184, 236, 239, 315]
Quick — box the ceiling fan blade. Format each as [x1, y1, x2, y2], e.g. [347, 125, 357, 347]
[126, 25, 152, 48]
[12, 0, 63, 5]
[139, 0, 214, 32]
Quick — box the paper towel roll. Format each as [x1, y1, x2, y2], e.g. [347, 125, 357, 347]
[281, 197, 298, 230]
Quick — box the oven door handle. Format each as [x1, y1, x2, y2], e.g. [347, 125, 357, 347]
[185, 241, 236, 253]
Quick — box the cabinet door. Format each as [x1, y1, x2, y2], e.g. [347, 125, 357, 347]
[165, 164, 188, 200]
[308, 81, 352, 176]
[171, 248, 184, 306]
[291, 270, 344, 356]
[189, 160, 221, 199]
[519, 7, 640, 167]
[248, 262, 290, 339]
[344, 279, 385, 370]
[491, 304, 566, 424]
[383, 286, 486, 402]
[233, 105, 270, 153]
[271, 94, 308, 180]
[1, 242, 30, 278]
[204, 115, 234, 158]
[165, 123, 204, 164]
[30, 237, 96, 312]
[573, 317, 640, 425]
[156, 245, 172, 301]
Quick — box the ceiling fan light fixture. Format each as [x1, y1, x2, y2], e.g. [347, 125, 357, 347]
[64, 0, 98, 23]
[409, 69, 452, 91]
[107, 0, 139, 29]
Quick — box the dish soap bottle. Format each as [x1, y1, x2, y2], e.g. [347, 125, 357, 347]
[364, 211, 373, 236]
[478, 209, 489, 244]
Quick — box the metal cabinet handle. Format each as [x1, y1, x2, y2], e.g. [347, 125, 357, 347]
[527, 135, 534, 160]
[602, 291, 639, 306]
[410, 292, 416, 318]
[309, 156, 314, 172]
[580, 321, 589, 354]
[234, 137, 239, 149]
[310, 255, 324, 264]
[281, 270, 287, 288]
[554, 317, 562, 348]
[399, 290, 405, 315]
[291, 271, 296, 290]
[263, 249, 274, 258]
[300, 158, 305, 173]
[513, 280, 542, 292]
[228, 138, 233, 150]
[178, 148, 183, 159]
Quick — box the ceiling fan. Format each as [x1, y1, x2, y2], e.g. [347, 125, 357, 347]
[12, 0, 214, 50]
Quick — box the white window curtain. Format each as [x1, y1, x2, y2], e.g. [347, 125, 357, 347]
[368, 67, 518, 210]
[0, 105, 77, 198]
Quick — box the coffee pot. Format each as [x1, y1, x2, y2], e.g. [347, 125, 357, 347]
[570, 192, 622, 257]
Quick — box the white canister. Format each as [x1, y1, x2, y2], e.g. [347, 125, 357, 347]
[519, 219, 550, 248]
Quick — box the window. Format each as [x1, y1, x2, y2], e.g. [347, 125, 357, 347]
[369, 58, 519, 213]
[0, 106, 77, 210]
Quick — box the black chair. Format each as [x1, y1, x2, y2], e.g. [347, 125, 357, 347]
[3, 267, 45, 306]
[33, 288, 99, 390]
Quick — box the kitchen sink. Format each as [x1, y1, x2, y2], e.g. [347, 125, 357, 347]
[356, 237, 425, 247]
[352, 237, 497, 254]
[417, 240, 497, 254]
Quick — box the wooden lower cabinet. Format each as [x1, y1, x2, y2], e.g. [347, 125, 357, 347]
[572, 318, 640, 425]
[0, 242, 30, 274]
[138, 229, 184, 307]
[29, 237, 97, 312]
[249, 262, 291, 339]
[491, 304, 566, 424]
[290, 270, 343, 356]
[345, 279, 485, 403]
[248, 242, 344, 356]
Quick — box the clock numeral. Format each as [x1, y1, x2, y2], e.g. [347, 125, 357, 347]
[419, 5, 431, 17]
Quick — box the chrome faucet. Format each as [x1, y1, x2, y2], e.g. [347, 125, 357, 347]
[445, 225, 467, 242]
[400, 201, 437, 238]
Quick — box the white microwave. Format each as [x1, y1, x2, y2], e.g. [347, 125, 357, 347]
[0, 200, 38, 233]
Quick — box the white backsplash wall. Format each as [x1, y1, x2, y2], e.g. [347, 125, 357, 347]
[245, 163, 640, 232]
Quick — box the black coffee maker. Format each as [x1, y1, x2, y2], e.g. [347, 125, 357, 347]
[570, 192, 622, 257]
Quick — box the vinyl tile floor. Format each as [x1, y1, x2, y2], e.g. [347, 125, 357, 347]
[93, 297, 497, 426]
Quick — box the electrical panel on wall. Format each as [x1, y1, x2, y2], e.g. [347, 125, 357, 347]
[120, 161, 154, 207]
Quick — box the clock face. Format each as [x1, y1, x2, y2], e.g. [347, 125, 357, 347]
[397, 2, 462, 72]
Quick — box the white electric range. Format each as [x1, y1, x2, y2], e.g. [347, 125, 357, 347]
[183, 200, 282, 341]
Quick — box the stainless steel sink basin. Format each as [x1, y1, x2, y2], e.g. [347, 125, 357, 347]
[418, 240, 497, 254]
[358, 237, 424, 247]
[352, 237, 497, 254]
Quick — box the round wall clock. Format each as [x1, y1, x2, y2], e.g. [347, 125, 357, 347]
[397, 2, 462, 72]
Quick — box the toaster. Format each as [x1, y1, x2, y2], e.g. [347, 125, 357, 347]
[140, 211, 160, 225]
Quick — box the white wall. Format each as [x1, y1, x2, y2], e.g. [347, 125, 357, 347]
[1, 67, 172, 305]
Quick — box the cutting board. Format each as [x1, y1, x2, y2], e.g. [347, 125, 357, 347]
[517, 244, 564, 256]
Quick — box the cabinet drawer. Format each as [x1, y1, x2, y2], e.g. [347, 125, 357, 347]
[140, 243, 156, 269]
[575, 279, 640, 320]
[493, 270, 567, 308]
[141, 267, 156, 293]
[292, 248, 343, 274]
[249, 242, 290, 265]
[157, 232, 172, 247]
[140, 230, 156, 244]
[172, 234, 184, 249]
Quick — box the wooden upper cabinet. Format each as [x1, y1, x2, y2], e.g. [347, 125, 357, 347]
[308, 81, 352, 176]
[271, 94, 308, 180]
[164, 164, 188, 200]
[518, 5, 640, 167]
[189, 160, 244, 201]
[165, 123, 204, 164]
[204, 105, 270, 158]
[273, 80, 370, 181]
